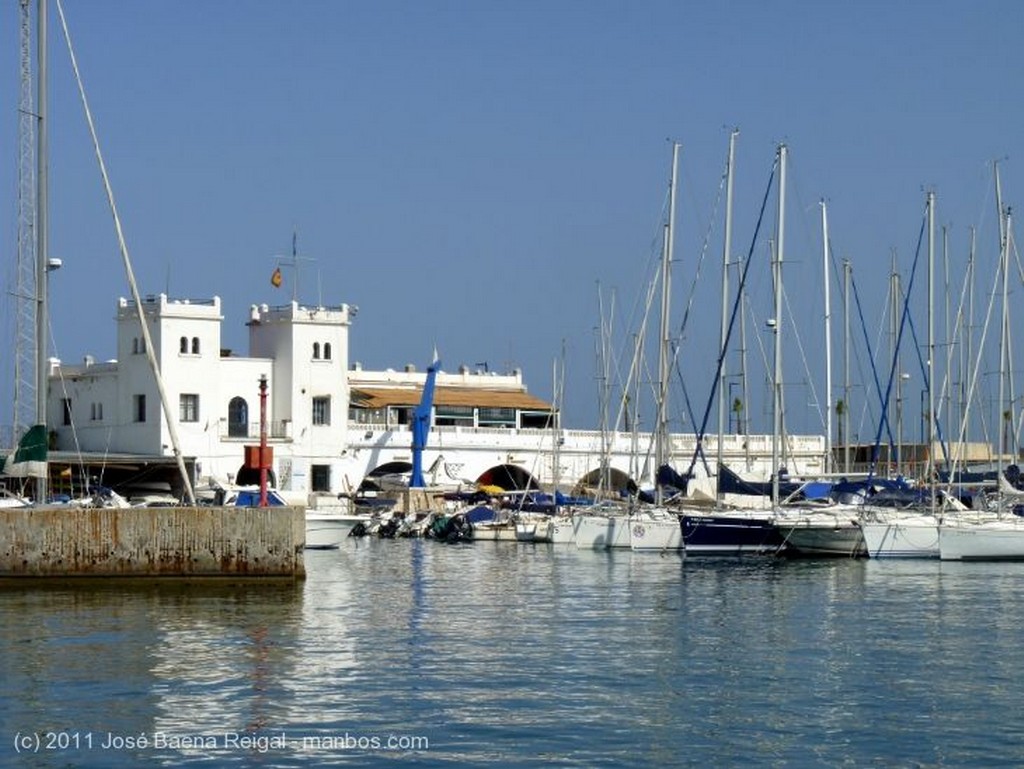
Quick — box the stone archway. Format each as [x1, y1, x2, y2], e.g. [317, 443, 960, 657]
[475, 464, 541, 492]
[576, 466, 633, 497]
[361, 460, 412, 492]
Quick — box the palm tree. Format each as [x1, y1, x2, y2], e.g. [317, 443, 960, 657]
[731, 397, 743, 435]
[835, 399, 846, 446]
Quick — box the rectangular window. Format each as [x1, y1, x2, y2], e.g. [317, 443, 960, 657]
[435, 404, 473, 428]
[133, 394, 146, 423]
[478, 407, 516, 427]
[312, 396, 331, 426]
[62, 398, 72, 426]
[311, 464, 331, 492]
[179, 393, 199, 423]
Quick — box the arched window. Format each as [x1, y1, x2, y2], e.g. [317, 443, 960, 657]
[192, 336, 200, 355]
[324, 342, 332, 360]
[313, 342, 321, 360]
[228, 397, 249, 438]
[132, 338, 139, 354]
[180, 336, 188, 354]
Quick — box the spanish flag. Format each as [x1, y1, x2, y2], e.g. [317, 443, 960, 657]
[270, 266, 283, 288]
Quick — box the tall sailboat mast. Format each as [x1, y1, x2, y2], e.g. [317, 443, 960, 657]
[995, 163, 1009, 515]
[842, 258, 852, 473]
[655, 141, 680, 501]
[717, 130, 738, 479]
[771, 144, 787, 507]
[56, 0, 195, 504]
[821, 199, 832, 475]
[926, 191, 935, 513]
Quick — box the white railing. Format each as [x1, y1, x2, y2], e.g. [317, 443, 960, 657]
[219, 421, 292, 440]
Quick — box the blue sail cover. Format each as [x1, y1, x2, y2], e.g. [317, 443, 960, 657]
[234, 489, 287, 506]
[657, 465, 691, 495]
[717, 464, 803, 498]
[410, 357, 441, 488]
[462, 505, 498, 524]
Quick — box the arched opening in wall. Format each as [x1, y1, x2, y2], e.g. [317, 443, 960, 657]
[192, 337, 200, 354]
[577, 467, 632, 498]
[228, 397, 249, 438]
[235, 464, 277, 487]
[179, 337, 188, 354]
[475, 464, 540, 492]
[362, 461, 412, 492]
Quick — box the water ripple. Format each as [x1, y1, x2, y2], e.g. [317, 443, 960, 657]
[3, 545, 1024, 766]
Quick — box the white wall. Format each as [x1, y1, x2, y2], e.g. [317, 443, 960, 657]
[50, 295, 354, 497]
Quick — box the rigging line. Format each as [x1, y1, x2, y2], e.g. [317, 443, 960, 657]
[605, 187, 672, 439]
[866, 204, 929, 479]
[897, 277, 951, 468]
[674, 150, 728, 345]
[837, 267, 894, 469]
[939, 235, 983, 474]
[825, 232, 880, 462]
[741, 287, 776, 412]
[55, 0, 195, 506]
[1011, 237, 1024, 449]
[684, 154, 779, 481]
[618, 186, 674, 377]
[780, 282, 824, 434]
[612, 242, 662, 435]
[1006, 221, 1022, 450]
[850, 271, 893, 476]
[945, 214, 1007, 486]
[660, 143, 730, 476]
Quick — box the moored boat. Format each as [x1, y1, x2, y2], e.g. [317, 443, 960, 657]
[939, 516, 1024, 561]
[680, 510, 784, 556]
[774, 508, 865, 558]
[858, 511, 940, 559]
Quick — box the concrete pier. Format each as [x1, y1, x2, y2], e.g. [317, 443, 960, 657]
[0, 506, 305, 578]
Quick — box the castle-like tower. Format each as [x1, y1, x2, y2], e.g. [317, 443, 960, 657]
[49, 295, 354, 495]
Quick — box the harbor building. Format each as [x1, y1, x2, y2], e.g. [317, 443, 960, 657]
[40, 294, 827, 505]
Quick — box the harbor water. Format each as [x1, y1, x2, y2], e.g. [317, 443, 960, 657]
[2, 541, 1024, 767]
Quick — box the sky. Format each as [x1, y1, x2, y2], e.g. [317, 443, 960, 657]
[2, 1, 1023, 446]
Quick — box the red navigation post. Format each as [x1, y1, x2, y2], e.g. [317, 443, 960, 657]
[259, 374, 269, 507]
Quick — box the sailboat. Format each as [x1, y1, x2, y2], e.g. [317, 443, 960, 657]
[573, 142, 682, 553]
[939, 183, 1024, 560]
[768, 199, 865, 558]
[852, 191, 948, 557]
[680, 143, 793, 556]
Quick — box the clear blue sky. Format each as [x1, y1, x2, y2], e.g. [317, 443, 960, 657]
[3, 1, 1022, 445]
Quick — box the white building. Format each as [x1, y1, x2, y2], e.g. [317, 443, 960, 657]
[49, 294, 351, 498]
[46, 294, 827, 504]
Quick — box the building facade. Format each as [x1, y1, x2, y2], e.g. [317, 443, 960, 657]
[46, 294, 827, 504]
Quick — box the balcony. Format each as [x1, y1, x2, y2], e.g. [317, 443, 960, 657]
[219, 421, 292, 441]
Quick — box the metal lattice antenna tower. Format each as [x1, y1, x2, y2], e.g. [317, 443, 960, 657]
[13, 0, 39, 444]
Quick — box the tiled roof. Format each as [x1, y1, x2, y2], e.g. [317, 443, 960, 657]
[350, 386, 553, 412]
